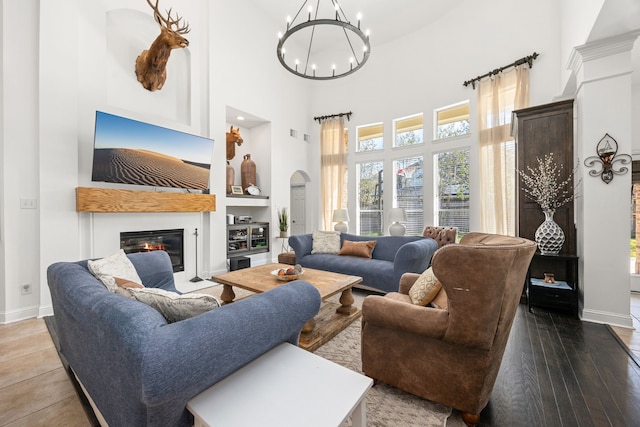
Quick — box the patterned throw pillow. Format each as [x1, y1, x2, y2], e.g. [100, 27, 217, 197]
[339, 240, 377, 258]
[127, 287, 221, 323]
[88, 250, 142, 292]
[311, 230, 341, 254]
[408, 267, 442, 306]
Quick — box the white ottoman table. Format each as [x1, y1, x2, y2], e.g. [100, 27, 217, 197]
[187, 342, 373, 427]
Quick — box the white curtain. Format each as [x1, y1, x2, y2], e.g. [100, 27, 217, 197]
[320, 117, 346, 230]
[478, 65, 529, 235]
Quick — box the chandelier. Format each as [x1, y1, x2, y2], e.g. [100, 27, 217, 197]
[277, 0, 371, 80]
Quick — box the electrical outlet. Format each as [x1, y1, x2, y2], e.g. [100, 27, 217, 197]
[21, 284, 32, 295]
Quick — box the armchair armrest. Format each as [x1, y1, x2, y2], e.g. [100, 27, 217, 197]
[362, 295, 448, 339]
[398, 272, 420, 295]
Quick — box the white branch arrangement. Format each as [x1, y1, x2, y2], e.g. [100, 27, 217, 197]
[517, 153, 576, 211]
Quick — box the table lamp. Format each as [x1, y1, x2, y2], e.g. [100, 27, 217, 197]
[332, 209, 350, 233]
[388, 208, 407, 236]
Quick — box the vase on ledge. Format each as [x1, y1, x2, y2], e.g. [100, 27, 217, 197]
[535, 209, 565, 255]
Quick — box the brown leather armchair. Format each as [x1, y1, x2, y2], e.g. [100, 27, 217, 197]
[361, 232, 536, 426]
[422, 226, 457, 247]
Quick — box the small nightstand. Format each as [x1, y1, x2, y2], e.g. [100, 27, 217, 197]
[527, 253, 579, 315]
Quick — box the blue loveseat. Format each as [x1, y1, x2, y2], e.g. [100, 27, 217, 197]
[289, 232, 438, 293]
[47, 250, 321, 427]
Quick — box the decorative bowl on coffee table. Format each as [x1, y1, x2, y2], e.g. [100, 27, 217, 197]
[271, 268, 304, 282]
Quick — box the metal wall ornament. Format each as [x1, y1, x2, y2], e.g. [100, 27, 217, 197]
[583, 133, 631, 184]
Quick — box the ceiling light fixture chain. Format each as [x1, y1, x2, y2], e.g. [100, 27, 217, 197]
[277, 0, 371, 80]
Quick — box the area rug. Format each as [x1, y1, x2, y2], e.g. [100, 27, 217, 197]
[199, 284, 466, 426]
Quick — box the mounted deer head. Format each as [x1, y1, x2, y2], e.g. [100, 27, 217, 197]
[226, 126, 244, 160]
[135, 0, 190, 91]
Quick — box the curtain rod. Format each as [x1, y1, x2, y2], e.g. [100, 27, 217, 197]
[314, 111, 352, 123]
[463, 52, 540, 89]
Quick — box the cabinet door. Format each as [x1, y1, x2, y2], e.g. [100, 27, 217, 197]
[228, 226, 249, 255]
[514, 100, 575, 254]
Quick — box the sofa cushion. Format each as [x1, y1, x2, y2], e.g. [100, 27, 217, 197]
[311, 230, 341, 254]
[409, 267, 442, 306]
[87, 249, 142, 292]
[339, 240, 376, 258]
[127, 287, 221, 323]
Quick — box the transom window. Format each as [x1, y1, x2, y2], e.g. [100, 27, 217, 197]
[357, 123, 383, 152]
[394, 114, 424, 148]
[435, 101, 470, 140]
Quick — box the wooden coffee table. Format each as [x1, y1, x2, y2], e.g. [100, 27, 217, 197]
[212, 263, 362, 351]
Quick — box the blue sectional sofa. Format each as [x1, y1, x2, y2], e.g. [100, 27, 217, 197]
[289, 232, 438, 293]
[47, 250, 321, 427]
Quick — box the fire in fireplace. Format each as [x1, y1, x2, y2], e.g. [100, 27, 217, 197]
[120, 229, 184, 272]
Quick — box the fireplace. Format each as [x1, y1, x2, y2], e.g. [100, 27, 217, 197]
[120, 229, 184, 273]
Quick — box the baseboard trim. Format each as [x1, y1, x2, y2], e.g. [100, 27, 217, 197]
[581, 308, 634, 328]
[0, 305, 40, 324]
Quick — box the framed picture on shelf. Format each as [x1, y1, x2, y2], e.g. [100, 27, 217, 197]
[231, 185, 243, 195]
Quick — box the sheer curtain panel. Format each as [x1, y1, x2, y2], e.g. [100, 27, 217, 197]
[478, 65, 529, 235]
[320, 117, 347, 230]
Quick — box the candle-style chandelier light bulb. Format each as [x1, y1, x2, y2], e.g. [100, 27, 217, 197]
[276, 0, 371, 80]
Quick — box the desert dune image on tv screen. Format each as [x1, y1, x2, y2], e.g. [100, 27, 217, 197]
[91, 111, 214, 190]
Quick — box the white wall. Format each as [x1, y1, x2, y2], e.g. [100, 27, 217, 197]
[310, 0, 563, 232]
[0, 0, 314, 322]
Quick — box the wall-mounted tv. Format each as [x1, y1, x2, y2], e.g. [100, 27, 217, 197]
[91, 111, 214, 191]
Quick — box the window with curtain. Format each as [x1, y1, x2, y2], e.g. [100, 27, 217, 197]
[477, 66, 529, 235]
[320, 117, 346, 230]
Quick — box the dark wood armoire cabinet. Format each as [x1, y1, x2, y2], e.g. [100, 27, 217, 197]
[513, 99, 575, 253]
[512, 99, 577, 314]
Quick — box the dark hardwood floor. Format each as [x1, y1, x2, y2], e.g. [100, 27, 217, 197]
[478, 305, 640, 426]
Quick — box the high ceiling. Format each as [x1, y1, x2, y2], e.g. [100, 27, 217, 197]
[248, 0, 464, 47]
[239, 0, 639, 87]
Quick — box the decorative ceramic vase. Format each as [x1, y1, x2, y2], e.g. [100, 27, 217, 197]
[535, 209, 565, 255]
[279, 230, 288, 238]
[226, 161, 234, 194]
[241, 154, 256, 192]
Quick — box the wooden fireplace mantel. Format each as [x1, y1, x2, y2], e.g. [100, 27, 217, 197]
[76, 187, 216, 213]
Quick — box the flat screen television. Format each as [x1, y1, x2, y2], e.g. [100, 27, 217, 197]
[91, 111, 214, 191]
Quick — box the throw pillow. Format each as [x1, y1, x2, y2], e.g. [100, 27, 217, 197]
[339, 240, 376, 259]
[311, 230, 341, 254]
[87, 249, 142, 292]
[408, 267, 442, 306]
[114, 277, 144, 289]
[127, 287, 221, 323]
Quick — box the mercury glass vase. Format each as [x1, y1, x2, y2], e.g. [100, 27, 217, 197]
[535, 209, 565, 255]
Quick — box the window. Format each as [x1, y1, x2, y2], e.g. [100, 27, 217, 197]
[357, 161, 384, 236]
[394, 156, 423, 236]
[394, 114, 424, 148]
[434, 101, 470, 140]
[434, 149, 470, 237]
[357, 123, 383, 152]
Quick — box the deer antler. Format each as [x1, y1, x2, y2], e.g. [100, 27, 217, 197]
[146, 0, 190, 34]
